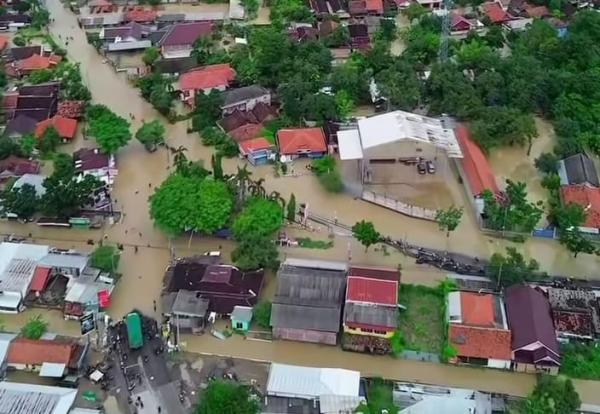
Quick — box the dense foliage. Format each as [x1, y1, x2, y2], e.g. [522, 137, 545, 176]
[87, 104, 132, 154]
[352, 220, 381, 251]
[150, 174, 233, 236]
[561, 343, 600, 380]
[517, 375, 580, 414]
[435, 205, 463, 237]
[197, 380, 259, 414]
[486, 247, 542, 287]
[21, 315, 48, 340]
[481, 180, 543, 233]
[136, 120, 166, 151]
[91, 245, 121, 274]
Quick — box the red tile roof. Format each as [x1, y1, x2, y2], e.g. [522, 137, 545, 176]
[180, 64, 236, 92]
[160, 22, 213, 47]
[366, 0, 384, 13]
[525, 4, 550, 17]
[57, 100, 85, 119]
[452, 13, 473, 31]
[239, 137, 273, 154]
[277, 127, 327, 155]
[455, 124, 499, 196]
[347, 271, 398, 305]
[7, 338, 76, 366]
[460, 291, 497, 327]
[483, 2, 511, 23]
[30, 266, 52, 292]
[125, 7, 157, 22]
[449, 325, 512, 360]
[35, 116, 78, 140]
[560, 185, 600, 228]
[0, 35, 8, 50]
[17, 54, 62, 72]
[229, 123, 264, 143]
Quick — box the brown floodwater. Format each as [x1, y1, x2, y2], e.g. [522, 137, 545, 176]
[0, 0, 598, 403]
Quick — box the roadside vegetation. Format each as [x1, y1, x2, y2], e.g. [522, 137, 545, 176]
[356, 378, 399, 414]
[396, 284, 445, 355]
[560, 343, 600, 380]
[91, 245, 121, 275]
[512, 375, 580, 414]
[196, 380, 259, 414]
[311, 155, 344, 193]
[296, 237, 333, 249]
[21, 315, 48, 340]
[252, 301, 272, 330]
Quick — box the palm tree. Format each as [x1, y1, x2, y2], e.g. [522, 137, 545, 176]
[269, 191, 286, 211]
[234, 165, 252, 201]
[249, 178, 266, 197]
[173, 146, 189, 174]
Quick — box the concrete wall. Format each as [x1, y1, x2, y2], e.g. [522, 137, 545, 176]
[273, 327, 337, 346]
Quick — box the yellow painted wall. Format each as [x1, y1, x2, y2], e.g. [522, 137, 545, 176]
[343, 324, 394, 339]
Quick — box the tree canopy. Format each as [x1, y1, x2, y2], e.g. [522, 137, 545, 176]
[21, 315, 48, 340]
[435, 206, 463, 237]
[197, 380, 259, 414]
[136, 120, 166, 151]
[519, 375, 580, 414]
[233, 197, 283, 240]
[1, 183, 39, 220]
[486, 247, 542, 287]
[352, 220, 381, 251]
[87, 104, 132, 154]
[482, 180, 543, 233]
[150, 174, 233, 236]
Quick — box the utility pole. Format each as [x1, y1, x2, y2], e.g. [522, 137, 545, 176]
[440, 0, 453, 62]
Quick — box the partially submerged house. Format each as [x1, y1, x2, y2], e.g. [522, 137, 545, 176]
[239, 137, 276, 166]
[264, 363, 362, 413]
[0, 242, 50, 312]
[342, 266, 400, 354]
[162, 289, 210, 334]
[73, 147, 118, 187]
[35, 116, 78, 143]
[505, 285, 561, 374]
[271, 258, 347, 345]
[559, 185, 600, 234]
[221, 85, 271, 115]
[277, 127, 327, 160]
[6, 338, 87, 378]
[0, 156, 40, 183]
[455, 124, 499, 216]
[546, 286, 600, 341]
[167, 258, 264, 315]
[156, 22, 213, 59]
[179, 64, 236, 107]
[558, 153, 599, 187]
[100, 22, 152, 52]
[447, 291, 512, 369]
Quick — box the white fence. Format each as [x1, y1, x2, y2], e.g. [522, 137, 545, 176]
[362, 191, 438, 222]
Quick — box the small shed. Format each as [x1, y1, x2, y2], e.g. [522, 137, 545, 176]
[231, 306, 253, 331]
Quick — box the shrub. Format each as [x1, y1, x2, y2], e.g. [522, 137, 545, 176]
[253, 301, 272, 329]
[21, 315, 48, 339]
[13, 36, 26, 46]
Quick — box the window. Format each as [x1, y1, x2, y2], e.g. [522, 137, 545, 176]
[373, 329, 387, 335]
[235, 322, 243, 330]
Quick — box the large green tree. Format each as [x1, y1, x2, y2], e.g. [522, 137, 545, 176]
[21, 315, 48, 340]
[87, 105, 132, 154]
[482, 180, 543, 233]
[435, 205, 463, 237]
[519, 375, 580, 414]
[150, 175, 233, 235]
[37, 126, 61, 154]
[136, 120, 165, 152]
[197, 380, 259, 414]
[556, 203, 596, 257]
[233, 197, 283, 240]
[486, 247, 541, 287]
[352, 220, 381, 252]
[1, 183, 39, 220]
[231, 236, 280, 271]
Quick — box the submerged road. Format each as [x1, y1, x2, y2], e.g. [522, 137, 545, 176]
[0, 0, 595, 407]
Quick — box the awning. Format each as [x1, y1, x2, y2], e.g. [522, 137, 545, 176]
[39, 362, 66, 377]
[337, 129, 363, 160]
[98, 290, 111, 308]
[29, 266, 51, 292]
[89, 369, 104, 383]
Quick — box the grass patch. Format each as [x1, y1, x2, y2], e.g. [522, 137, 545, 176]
[357, 378, 399, 414]
[296, 237, 334, 249]
[560, 342, 600, 380]
[397, 284, 445, 354]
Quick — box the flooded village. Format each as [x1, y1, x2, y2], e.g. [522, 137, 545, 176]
[0, 0, 600, 412]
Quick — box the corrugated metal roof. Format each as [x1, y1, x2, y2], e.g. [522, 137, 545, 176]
[39, 362, 66, 378]
[38, 253, 89, 271]
[0, 381, 77, 414]
[266, 363, 360, 400]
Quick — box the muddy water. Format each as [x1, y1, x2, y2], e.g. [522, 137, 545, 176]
[0, 0, 596, 402]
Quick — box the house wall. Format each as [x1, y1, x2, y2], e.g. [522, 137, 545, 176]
[273, 327, 337, 345]
[232, 318, 250, 331]
[487, 359, 511, 370]
[222, 93, 271, 115]
[343, 324, 394, 339]
[513, 361, 559, 375]
[162, 44, 193, 59]
[363, 140, 439, 162]
[8, 363, 37, 371]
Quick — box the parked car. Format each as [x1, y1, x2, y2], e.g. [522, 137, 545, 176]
[417, 162, 426, 174]
[426, 160, 436, 174]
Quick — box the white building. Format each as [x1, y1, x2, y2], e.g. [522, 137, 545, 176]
[265, 363, 363, 413]
[0, 242, 50, 312]
[0, 381, 77, 414]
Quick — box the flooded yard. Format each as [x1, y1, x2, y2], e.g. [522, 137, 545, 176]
[488, 118, 555, 215]
[1, 0, 600, 405]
